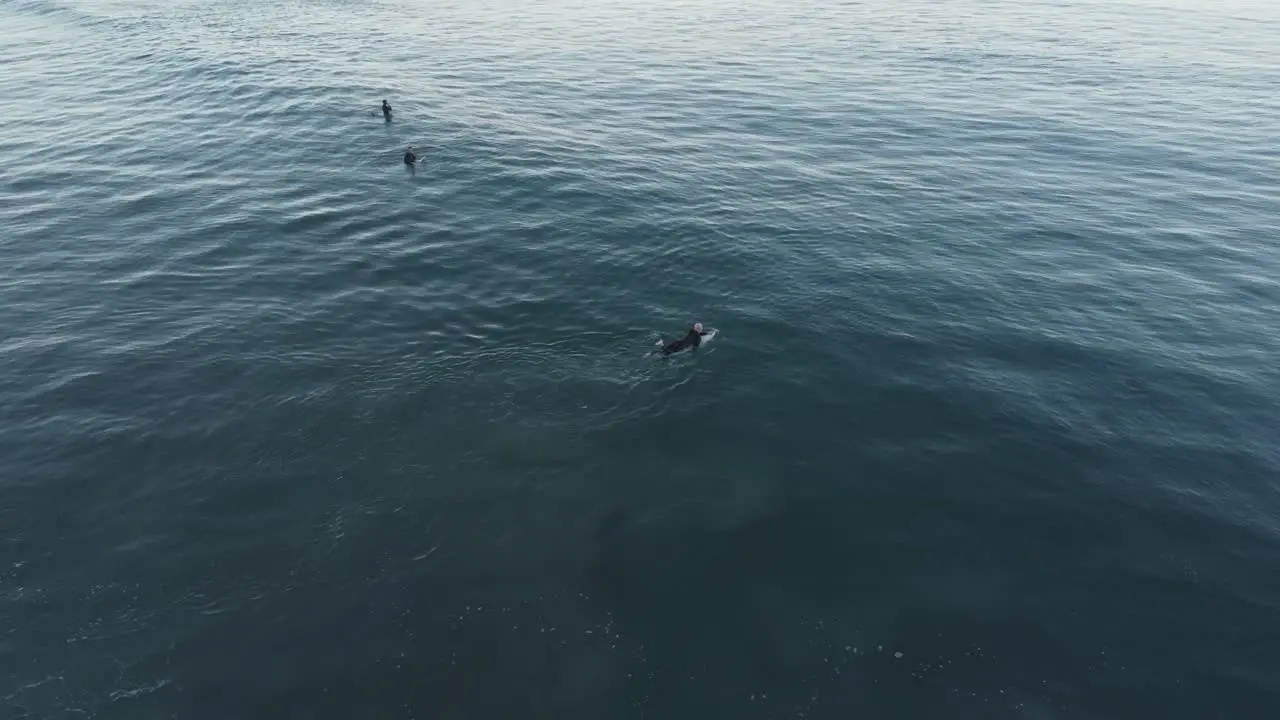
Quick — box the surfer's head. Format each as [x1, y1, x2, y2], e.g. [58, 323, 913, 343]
[694, 322, 703, 333]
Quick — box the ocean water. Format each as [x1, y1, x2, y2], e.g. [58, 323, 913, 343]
[2, 0, 1279, 717]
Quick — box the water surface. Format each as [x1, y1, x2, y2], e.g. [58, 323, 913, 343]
[2, 0, 1279, 717]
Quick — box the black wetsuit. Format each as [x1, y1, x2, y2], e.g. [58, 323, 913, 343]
[662, 328, 708, 355]
[382, 102, 393, 120]
[403, 151, 417, 165]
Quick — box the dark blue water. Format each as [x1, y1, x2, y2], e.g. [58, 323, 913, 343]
[3, 0, 1279, 717]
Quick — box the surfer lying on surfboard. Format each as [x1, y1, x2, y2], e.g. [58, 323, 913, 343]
[656, 322, 710, 355]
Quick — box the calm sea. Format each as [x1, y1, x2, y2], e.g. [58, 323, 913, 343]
[2, 0, 1278, 717]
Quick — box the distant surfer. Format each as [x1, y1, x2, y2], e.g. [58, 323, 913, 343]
[382, 99, 393, 121]
[656, 323, 709, 355]
[403, 146, 417, 166]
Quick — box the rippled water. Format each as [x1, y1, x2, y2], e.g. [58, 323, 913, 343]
[2, 0, 1279, 717]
